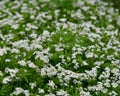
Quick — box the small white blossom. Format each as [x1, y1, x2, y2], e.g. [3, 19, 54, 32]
[2, 76, 12, 84]
[5, 68, 19, 77]
[82, 61, 88, 66]
[5, 59, 11, 62]
[0, 71, 3, 76]
[0, 48, 8, 56]
[48, 80, 55, 89]
[24, 90, 30, 96]
[56, 89, 69, 96]
[112, 82, 118, 88]
[109, 91, 118, 96]
[29, 82, 37, 89]
[11, 24, 19, 29]
[38, 88, 45, 94]
[85, 52, 94, 58]
[18, 60, 27, 66]
[12, 87, 24, 95]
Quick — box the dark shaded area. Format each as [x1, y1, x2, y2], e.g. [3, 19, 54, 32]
[105, 0, 120, 11]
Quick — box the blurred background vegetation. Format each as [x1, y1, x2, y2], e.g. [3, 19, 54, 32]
[51, 0, 120, 12]
[105, 0, 120, 11]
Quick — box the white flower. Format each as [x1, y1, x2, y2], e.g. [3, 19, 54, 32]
[99, 68, 110, 80]
[19, 31, 25, 35]
[29, 82, 37, 89]
[42, 30, 50, 38]
[18, 60, 27, 66]
[41, 65, 57, 77]
[59, 18, 67, 22]
[0, 48, 7, 56]
[54, 43, 64, 52]
[11, 24, 19, 29]
[5, 68, 19, 77]
[56, 89, 69, 96]
[94, 61, 103, 66]
[27, 61, 38, 69]
[109, 91, 118, 96]
[112, 82, 118, 88]
[2, 76, 12, 84]
[34, 48, 50, 63]
[105, 67, 111, 72]
[85, 67, 97, 78]
[5, 59, 11, 62]
[72, 52, 77, 59]
[90, 16, 97, 20]
[117, 16, 120, 26]
[103, 79, 111, 88]
[12, 40, 29, 50]
[80, 90, 91, 96]
[12, 87, 24, 95]
[82, 61, 88, 66]
[102, 88, 108, 94]
[111, 68, 119, 76]
[38, 88, 45, 94]
[30, 15, 35, 19]
[29, 32, 37, 39]
[24, 90, 30, 96]
[45, 93, 56, 96]
[12, 88, 30, 96]
[26, 23, 38, 30]
[0, 71, 3, 76]
[85, 52, 94, 58]
[48, 80, 55, 89]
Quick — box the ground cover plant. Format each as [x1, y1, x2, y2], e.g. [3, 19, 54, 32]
[0, 0, 120, 96]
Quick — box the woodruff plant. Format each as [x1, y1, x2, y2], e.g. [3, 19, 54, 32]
[0, 0, 120, 96]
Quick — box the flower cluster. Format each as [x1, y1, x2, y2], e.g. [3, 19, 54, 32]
[0, 0, 120, 96]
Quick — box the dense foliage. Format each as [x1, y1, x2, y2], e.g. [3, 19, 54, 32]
[0, 0, 120, 96]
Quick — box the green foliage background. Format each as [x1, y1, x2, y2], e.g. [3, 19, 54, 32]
[105, 0, 120, 10]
